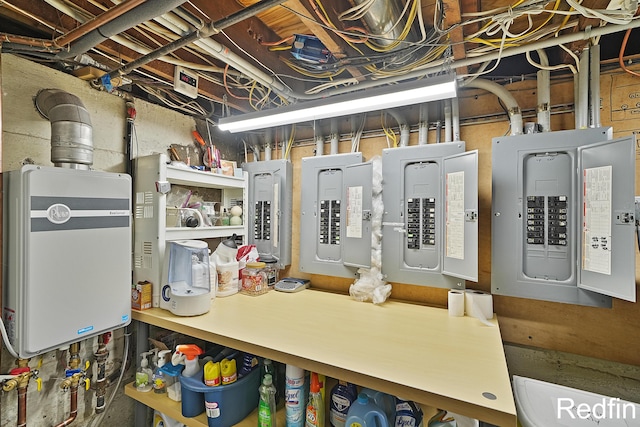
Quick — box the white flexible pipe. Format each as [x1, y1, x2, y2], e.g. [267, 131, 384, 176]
[461, 78, 523, 135]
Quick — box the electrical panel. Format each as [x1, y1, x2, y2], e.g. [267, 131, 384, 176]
[491, 127, 636, 306]
[299, 153, 373, 278]
[3, 166, 132, 358]
[242, 159, 293, 269]
[381, 142, 478, 289]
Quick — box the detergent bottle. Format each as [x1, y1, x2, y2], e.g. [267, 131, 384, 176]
[174, 344, 203, 378]
[345, 393, 389, 427]
[329, 381, 358, 427]
[305, 372, 325, 427]
[135, 352, 153, 392]
[258, 373, 277, 427]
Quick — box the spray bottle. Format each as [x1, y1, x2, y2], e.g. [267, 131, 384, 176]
[174, 345, 203, 378]
[306, 372, 325, 427]
[135, 352, 153, 392]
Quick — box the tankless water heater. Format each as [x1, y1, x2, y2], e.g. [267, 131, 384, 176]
[2, 165, 132, 358]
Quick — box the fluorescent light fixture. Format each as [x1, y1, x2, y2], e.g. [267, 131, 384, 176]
[218, 74, 457, 133]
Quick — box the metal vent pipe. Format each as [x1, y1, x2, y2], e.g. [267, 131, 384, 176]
[35, 89, 93, 169]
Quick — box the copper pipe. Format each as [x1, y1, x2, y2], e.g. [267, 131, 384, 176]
[17, 386, 27, 427]
[53, 385, 78, 427]
[55, 0, 147, 47]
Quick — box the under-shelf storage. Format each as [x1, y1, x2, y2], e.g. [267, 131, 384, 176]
[129, 290, 517, 426]
[132, 153, 248, 308]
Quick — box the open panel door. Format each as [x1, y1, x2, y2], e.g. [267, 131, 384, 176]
[442, 150, 479, 282]
[343, 162, 373, 269]
[578, 135, 636, 302]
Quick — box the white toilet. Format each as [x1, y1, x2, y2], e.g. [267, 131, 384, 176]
[513, 375, 640, 427]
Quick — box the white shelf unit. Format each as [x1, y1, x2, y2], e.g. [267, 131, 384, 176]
[133, 153, 248, 308]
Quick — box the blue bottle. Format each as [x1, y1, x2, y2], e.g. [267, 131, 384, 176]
[345, 393, 389, 427]
[285, 364, 306, 427]
[394, 398, 423, 427]
[329, 381, 358, 427]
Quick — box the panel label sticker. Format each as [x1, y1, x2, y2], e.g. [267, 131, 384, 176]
[446, 171, 465, 259]
[582, 165, 612, 275]
[346, 186, 363, 239]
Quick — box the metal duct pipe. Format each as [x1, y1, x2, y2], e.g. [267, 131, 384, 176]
[34, 89, 93, 169]
[461, 79, 523, 135]
[388, 110, 410, 147]
[589, 44, 601, 128]
[577, 47, 590, 129]
[418, 104, 429, 145]
[55, 0, 187, 59]
[352, 0, 419, 49]
[264, 128, 273, 161]
[444, 100, 453, 142]
[330, 119, 340, 155]
[452, 97, 461, 141]
[536, 49, 551, 132]
[315, 134, 324, 156]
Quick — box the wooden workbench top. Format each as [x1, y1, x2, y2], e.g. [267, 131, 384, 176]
[132, 289, 517, 426]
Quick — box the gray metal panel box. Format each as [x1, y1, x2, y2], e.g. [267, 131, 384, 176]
[299, 153, 364, 278]
[491, 127, 636, 306]
[382, 142, 476, 288]
[343, 162, 373, 269]
[3, 166, 132, 358]
[242, 159, 293, 269]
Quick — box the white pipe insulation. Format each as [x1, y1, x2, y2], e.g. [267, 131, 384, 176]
[461, 79, 523, 135]
[536, 49, 551, 132]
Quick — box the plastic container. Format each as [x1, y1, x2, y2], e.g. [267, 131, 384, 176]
[220, 358, 237, 385]
[241, 262, 268, 295]
[160, 362, 184, 402]
[204, 361, 221, 387]
[345, 393, 389, 427]
[393, 398, 423, 427]
[258, 373, 277, 427]
[180, 365, 260, 426]
[305, 372, 325, 427]
[285, 365, 306, 427]
[135, 352, 153, 392]
[153, 410, 185, 427]
[329, 381, 358, 427]
[262, 257, 279, 289]
[212, 236, 239, 297]
[152, 350, 171, 394]
[361, 388, 396, 422]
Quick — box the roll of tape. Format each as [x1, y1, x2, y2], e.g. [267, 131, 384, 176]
[448, 290, 465, 317]
[465, 290, 494, 326]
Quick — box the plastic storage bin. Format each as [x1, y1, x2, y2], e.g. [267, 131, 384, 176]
[180, 366, 260, 427]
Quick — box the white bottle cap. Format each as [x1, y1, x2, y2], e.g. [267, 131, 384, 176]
[285, 364, 304, 380]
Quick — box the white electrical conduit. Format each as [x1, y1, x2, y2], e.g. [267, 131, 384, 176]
[330, 119, 339, 155]
[461, 78, 524, 135]
[315, 134, 324, 156]
[536, 49, 551, 132]
[451, 97, 461, 141]
[418, 103, 429, 145]
[444, 99, 453, 142]
[264, 128, 273, 161]
[387, 110, 411, 147]
[577, 47, 590, 129]
[589, 44, 601, 128]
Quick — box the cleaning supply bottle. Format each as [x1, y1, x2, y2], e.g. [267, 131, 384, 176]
[238, 353, 258, 377]
[394, 398, 423, 427]
[175, 344, 203, 378]
[261, 359, 279, 403]
[258, 373, 277, 427]
[285, 364, 306, 427]
[203, 360, 221, 387]
[152, 349, 171, 394]
[135, 352, 153, 392]
[220, 358, 237, 385]
[306, 372, 325, 427]
[329, 381, 358, 427]
[345, 393, 389, 427]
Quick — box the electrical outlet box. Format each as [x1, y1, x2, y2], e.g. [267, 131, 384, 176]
[299, 153, 372, 278]
[491, 127, 636, 306]
[381, 142, 478, 289]
[242, 159, 293, 269]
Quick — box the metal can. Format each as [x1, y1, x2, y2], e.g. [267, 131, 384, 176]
[241, 261, 268, 295]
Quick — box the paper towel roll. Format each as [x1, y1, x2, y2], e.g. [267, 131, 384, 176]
[464, 290, 494, 326]
[448, 290, 465, 317]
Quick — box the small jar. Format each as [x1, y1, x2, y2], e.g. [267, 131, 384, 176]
[241, 262, 268, 296]
[263, 258, 279, 289]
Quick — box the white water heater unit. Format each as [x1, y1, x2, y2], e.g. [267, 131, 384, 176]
[2, 165, 132, 358]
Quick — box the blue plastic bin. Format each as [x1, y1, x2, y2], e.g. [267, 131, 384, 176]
[180, 366, 260, 427]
